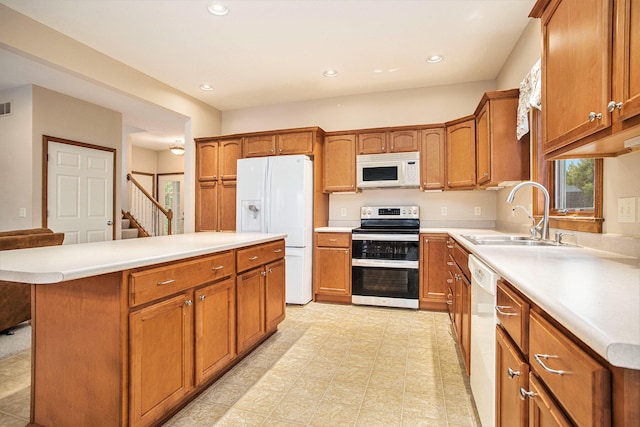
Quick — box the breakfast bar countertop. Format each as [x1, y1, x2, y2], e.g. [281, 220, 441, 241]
[0, 232, 286, 285]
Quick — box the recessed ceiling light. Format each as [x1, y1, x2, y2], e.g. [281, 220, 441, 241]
[207, 2, 229, 16]
[426, 55, 444, 64]
[200, 84, 214, 91]
[322, 69, 338, 78]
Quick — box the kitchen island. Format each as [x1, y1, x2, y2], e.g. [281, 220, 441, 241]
[0, 232, 287, 427]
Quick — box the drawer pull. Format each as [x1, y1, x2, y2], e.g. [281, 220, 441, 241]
[507, 367, 520, 379]
[328, 239, 337, 242]
[534, 353, 567, 376]
[157, 279, 175, 285]
[274, 249, 283, 253]
[446, 299, 453, 305]
[212, 265, 225, 271]
[519, 387, 536, 401]
[249, 256, 259, 261]
[495, 305, 517, 316]
[447, 279, 453, 284]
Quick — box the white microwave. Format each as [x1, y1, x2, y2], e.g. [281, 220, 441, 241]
[356, 151, 420, 189]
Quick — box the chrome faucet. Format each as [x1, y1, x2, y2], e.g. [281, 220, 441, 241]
[506, 181, 550, 240]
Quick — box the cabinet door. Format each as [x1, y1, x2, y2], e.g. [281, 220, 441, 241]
[389, 129, 419, 153]
[195, 278, 236, 385]
[446, 118, 476, 189]
[460, 272, 471, 375]
[613, 0, 640, 122]
[265, 259, 286, 332]
[476, 101, 491, 186]
[527, 374, 573, 427]
[218, 180, 236, 232]
[419, 235, 448, 310]
[324, 134, 356, 192]
[129, 293, 193, 427]
[244, 135, 276, 157]
[196, 181, 218, 232]
[219, 138, 242, 180]
[277, 131, 313, 155]
[236, 268, 266, 354]
[496, 326, 529, 427]
[420, 128, 445, 190]
[542, 0, 612, 152]
[357, 132, 387, 154]
[314, 246, 351, 296]
[197, 141, 218, 181]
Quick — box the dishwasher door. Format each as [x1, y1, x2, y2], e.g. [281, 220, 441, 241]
[468, 254, 500, 427]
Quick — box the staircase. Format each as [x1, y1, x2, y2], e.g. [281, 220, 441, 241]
[121, 218, 139, 239]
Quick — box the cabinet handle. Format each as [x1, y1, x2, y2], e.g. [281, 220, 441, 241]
[213, 175, 217, 180]
[249, 256, 259, 260]
[199, 295, 206, 301]
[607, 101, 623, 112]
[157, 279, 175, 285]
[588, 111, 602, 122]
[446, 299, 453, 305]
[382, 146, 385, 150]
[328, 239, 337, 242]
[261, 271, 267, 276]
[507, 367, 520, 379]
[533, 353, 567, 376]
[495, 305, 517, 317]
[212, 265, 224, 271]
[274, 249, 283, 253]
[185, 299, 193, 306]
[268, 268, 273, 273]
[519, 387, 536, 401]
[344, 250, 349, 254]
[447, 279, 453, 284]
[447, 261, 454, 266]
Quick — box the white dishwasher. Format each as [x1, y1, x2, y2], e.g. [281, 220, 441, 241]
[468, 254, 500, 427]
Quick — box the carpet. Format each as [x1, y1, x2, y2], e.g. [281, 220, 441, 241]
[0, 322, 31, 360]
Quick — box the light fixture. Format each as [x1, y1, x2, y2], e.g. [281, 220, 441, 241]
[200, 84, 214, 91]
[170, 140, 185, 156]
[207, 2, 229, 16]
[426, 55, 444, 63]
[322, 69, 338, 78]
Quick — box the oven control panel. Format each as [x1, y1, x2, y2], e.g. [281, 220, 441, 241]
[360, 205, 419, 219]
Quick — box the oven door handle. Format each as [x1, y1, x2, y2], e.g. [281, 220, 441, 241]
[352, 233, 419, 242]
[352, 259, 419, 269]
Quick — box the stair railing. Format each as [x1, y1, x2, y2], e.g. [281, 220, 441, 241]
[126, 174, 173, 236]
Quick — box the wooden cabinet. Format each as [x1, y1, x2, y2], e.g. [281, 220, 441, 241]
[243, 129, 319, 157]
[244, 134, 276, 157]
[130, 292, 194, 427]
[357, 129, 419, 154]
[195, 137, 241, 231]
[527, 373, 573, 427]
[446, 238, 471, 375]
[357, 131, 387, 154]
[236, 240, 286, 354]
[277, 130, 314, 155]
[323, 134, 357, 192]
[532, 0, 640, 158]
[313, 232, 352, 303]
[419, 234, 448, 310]
[496, 326, 530, 427]
[475, 89, 530, 187]
[420, 127, 446, 190]
[445, 116, 476, 190]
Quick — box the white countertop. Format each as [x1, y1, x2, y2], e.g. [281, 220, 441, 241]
[0, 232, 286, 284]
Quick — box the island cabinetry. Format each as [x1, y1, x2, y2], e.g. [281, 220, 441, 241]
[475, 89, 530, 187]
[446, 239, 471, 374]
[357, 128, 419, 154]
[420, 127, 446, 190]
[323, 133, 357, 192]
[419, 233, 448, 311]
[236, 240, 286, 354]
[195, 137, 241, 231]
[445, 116, 476, 190]
[531, 0, 640, 158]
[313, 232, 352, 303]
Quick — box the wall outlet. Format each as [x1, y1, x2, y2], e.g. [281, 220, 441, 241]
[340, 207, 347, 217]
[19, 208, 26, 218]
[474, 207, 481, 216]
[441, 207, 447, 216]
[617, 197, 635, 223]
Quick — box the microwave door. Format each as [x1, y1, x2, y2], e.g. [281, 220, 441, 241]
[359, 163, 399, 187]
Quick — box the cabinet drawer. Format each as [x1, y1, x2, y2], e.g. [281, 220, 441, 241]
[236, 240, 285, 273]
[130, 251, 235, 306]
[316, 232, 350, 248]
[496, 280, 529, 355]
[529, 311, 610, 426]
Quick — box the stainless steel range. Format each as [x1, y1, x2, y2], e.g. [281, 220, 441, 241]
[351, 205, 420, 309]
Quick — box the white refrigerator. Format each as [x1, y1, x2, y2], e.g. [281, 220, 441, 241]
[236, 155, 313, 305]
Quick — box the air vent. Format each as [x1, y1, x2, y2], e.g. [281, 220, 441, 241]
[0, 101, 12, 116]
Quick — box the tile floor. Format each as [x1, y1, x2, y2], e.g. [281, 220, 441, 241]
[0, 302, 480, 427]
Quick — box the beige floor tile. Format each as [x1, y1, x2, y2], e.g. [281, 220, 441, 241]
[361, 386, 404, 415]
[261, 416, 306, 426]
[0, 412, 28, 427]
[233, 385, 284, 414]
[197, 381, 251, 407]
[0, 385, 30, 420]
[356, 407, 402, 427]
[165, 400, 229, 426]
[322, 379, 366, 406]
[285, 376, 332, 401]
[214, 407, 267, 426]
[402, 408, 449, 426]
[368, 366, 405, 390]
[309, 400, 360, 427]
[333, 364, 373, 386]
[270, 395, 320, 424]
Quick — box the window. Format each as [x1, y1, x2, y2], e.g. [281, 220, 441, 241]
[554, 159, 595, 212]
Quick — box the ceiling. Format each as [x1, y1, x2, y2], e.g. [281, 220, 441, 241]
[0, 0, 537, 150]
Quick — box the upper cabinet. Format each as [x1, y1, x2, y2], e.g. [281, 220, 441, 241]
[243, 128, 321, 157]
[420, 127, 446, 191]
[357, 128, 419, 155]
[475, 89, 530, 188]
[324, 133, 357, 193]
[532, 0, 640, 159]
[445, 116, 476, 190]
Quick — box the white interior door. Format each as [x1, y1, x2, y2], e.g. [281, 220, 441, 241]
[157, 173, 184, 234]
[47, 140, 114, 244]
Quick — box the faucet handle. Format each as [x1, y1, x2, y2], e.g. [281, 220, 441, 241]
[554, 231, 575, 244]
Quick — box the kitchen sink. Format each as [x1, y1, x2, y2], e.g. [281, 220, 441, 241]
[461, 234, 567, 247]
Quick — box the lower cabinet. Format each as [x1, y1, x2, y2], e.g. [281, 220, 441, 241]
[236, 267, 266, 354]
[419, 234, 449, 311]
[496, 326, 529, 427]
[446, 238, 471, 375]
[313, 232, 352, 303]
